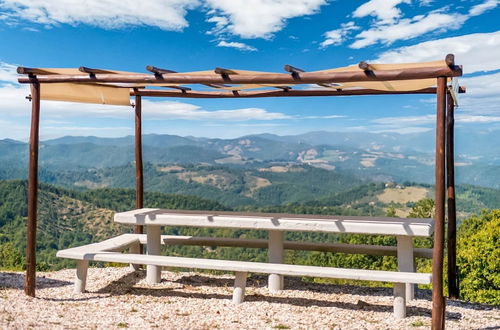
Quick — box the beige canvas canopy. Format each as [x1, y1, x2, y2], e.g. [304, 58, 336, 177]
[18, 59, 462, 106]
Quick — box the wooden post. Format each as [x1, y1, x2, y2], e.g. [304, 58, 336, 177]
[134, 94, 144, 236]
[446, 92, 459, 299]
[432, 77, 447, 330]
[25, 82, 40, 297]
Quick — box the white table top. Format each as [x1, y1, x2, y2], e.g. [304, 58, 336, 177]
[114, 208, 434, 237]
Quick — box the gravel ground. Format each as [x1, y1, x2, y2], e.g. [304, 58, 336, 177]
[0, 267, 498, 329]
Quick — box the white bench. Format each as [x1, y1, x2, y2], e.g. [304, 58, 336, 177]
[57, 234, 431, 318]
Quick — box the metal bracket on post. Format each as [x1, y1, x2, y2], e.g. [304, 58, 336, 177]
[448, 79, 459, 107]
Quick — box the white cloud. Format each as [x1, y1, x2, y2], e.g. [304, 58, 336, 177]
[0, 61, 19, 83]
[216, 41, 257, 51]
[0, 0, 200, 30]
[142, 101, 290, 121]
[0, 119, 29, 140]
[350, 10, 466, 49]
[469, 0, 499, 16]
[320, 22, 359, 48]
[301, 115, 346, 119]
[205, 0, 326, 39]
[455, 115, 500, 123]
[0, 0, 329, 39]
[353, 0, 411, 24]
[458, 71, 500, 115]
[372, 30, 500, 74]
[372, 114, 435, 126]
[371, 126, 433, 134]
[324, 0, 500, 49]
[0, 84, 291, 121]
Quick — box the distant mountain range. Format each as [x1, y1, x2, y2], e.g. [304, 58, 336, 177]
[1, 130, 499, 188]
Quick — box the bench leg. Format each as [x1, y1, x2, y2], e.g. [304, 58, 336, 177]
[129, 241, 142, 271]
[233, 271, 247, 304]
[268, 230, 284, 292]
[75, 260, 89, 293]
[394, 283, 406, 319]
[146, 226, 162, 284]
[397, 236, 415, 301]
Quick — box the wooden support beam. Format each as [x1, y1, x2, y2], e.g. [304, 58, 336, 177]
[131, 87, 460, 98]
[164, 85, 191, 92]
[273, 86, 292, 91]
[284, 64, 304, 79]
[446, 92, 459, 299]
[214, 67, 237, 76]
[78, 67, 114, 74]
[358, 61, 371, 71]
[432, 76, 447, 330]
[146, 65, 229, 89]
[17, 66, 38, 75]
[145, 65, 177, 75]
[18, 65, 463, 85]
[445, 54, 455, 67]
[25, 82, 40, 297]
[134, 94, 144, 248]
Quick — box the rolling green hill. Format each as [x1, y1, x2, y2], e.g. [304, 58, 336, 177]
[2, 130, 499, 188]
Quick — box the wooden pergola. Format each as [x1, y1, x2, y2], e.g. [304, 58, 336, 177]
[17, 54, 463, 329]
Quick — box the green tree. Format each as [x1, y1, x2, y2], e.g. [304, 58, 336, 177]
[457, 209, 500, 304]
[408, 198, 435, 218]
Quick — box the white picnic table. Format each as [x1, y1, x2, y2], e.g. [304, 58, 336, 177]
[57, 208, 434, 318]
[114, 208, 433, 295]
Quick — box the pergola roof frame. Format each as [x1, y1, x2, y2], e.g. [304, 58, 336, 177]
[16, 54, 462, 330]
[18, 64, 462, 85]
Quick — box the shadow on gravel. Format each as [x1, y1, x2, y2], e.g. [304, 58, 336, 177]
[0, 272, 72, 290]
[92, 270, 463, 319]
[175, 273, 398, 297]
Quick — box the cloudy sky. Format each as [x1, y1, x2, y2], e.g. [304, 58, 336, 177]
[0, 0, 499, 140]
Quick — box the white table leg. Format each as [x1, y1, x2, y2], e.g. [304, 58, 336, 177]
[393, 282, 406, 319]
[146, 226, 161, 284]
[75, 260, 89, 293]
[129, 241, 141, 271]
[397, 236, 415, 301]
[233, 271, 247, 304]
[268, 230, 284, 292]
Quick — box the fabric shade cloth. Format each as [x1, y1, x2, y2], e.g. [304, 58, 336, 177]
[31, 60, 452, 105]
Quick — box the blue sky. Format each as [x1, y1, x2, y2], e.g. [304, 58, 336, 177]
[0, 0, 499, 140]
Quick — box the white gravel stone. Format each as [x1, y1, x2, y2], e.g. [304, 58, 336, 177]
[0, 267, 498, 329]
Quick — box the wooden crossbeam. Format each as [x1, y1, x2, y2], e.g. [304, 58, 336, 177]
[164, 85, 191, 92]
[445, 54, 455, 67]
[145, 65, 231, 89]
[358, 61, 371, 71]
[131, 86, 465, 98]
[18, 66, 463, 86]
[284, 64, 304, 80]
[78, 66, 114, 74]
[17, 66, 38, 75]
[285, 65, 339, 90]
[146, 65, 176, 75]
[214, 67, 237, 75]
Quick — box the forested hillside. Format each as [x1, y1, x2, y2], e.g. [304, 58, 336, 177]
[0, 180, 228, 270]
